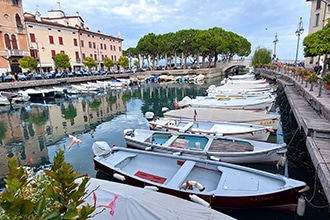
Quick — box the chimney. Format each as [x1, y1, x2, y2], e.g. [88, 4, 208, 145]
[35, 10, 41, 22]
[97, 30, 101, 34]
[118, 32, 121, 38]
[57, 2, 61, 10]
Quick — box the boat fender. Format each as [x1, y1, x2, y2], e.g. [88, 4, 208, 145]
[123, 129, 134, 137]
[173, 151, 183, 156]
[277, 155, 287, 167]
[209, 156, 221, 162]
[113, 173, 125, 181]
[182, 180, 205, 192]
[144, 186, 159, 191]
[145, 146, 154, 151]
[189, 194, 210, 207]
[296, 195, 306, 216]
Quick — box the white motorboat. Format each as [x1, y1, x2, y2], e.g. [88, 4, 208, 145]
[148, 117, 271, 141]
[160, 107, 280, 130]
[124, 128, 287, 165]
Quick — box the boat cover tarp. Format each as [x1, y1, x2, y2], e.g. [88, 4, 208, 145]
[79, 177, 235, 220]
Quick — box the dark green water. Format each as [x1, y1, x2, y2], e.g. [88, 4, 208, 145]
[0, 77, 329, 219]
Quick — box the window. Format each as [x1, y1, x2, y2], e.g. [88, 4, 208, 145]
[81, 40, 84, 47]
[93, 42, 96, 49]
[316, 0, 321, 10]
[15, 14, 23, 28]
[100, 43, 103, 50]
[88, 41, 92, 48]
[73, 38, 78, 46]
[11, 35, 18, 49]
[51, 50, 56, 58]
[119, 46, 121, 52]
[4, 34, 11, 49]
[59, 37, 63, 45]
[315, 13, 320, 26]
[30, 33, 36, 42]
[75, 51, 79, 59]
[110, 45, 113, 51]
[82, 53, 86, 60]
[61, 50, 65, 54]
[104, 44, 107, 50]
[12, 0, 19, 6]
[114, 46, 116, 51]
[94, 54, 97, 60]
[49, 35, 54, 44]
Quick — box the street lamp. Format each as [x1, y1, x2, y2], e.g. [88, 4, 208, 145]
[31, 40, 45, 73]
[273, 32, 278, 62]
[294, 17, 304, 65]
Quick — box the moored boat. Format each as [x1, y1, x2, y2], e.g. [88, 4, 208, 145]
[177, 95, 275, 111]
[92, 143, 309, 213]
[160, 107, 280, 130]
[148, 117, 271, 141]
[21, 88, 55, 100]
[123, 128, 287, 165]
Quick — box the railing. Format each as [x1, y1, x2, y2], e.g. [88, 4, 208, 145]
[7, 49, 24, 56]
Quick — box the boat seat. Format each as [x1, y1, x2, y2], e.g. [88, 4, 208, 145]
[166, 160, 196, 188]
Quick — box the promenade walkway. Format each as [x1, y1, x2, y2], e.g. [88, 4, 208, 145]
[259, 68, 330, 207]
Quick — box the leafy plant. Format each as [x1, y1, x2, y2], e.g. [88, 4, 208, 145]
[307, 72, 318, 83]
[0, 150, 101, 219]
[322, 73, 330, 85]
[18, 56, 38, 71]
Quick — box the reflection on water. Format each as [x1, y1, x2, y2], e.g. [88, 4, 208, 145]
[0, 78, 329, 219]
[0, 82, 211, 183]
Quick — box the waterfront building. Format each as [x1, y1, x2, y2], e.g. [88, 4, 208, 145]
[306, 0, 330, 65]
[0, 0, 30, 74]
[24, 2, 123, 73]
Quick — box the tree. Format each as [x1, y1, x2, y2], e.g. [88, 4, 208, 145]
[252, 47, 272, 67]
[118, 56, 129, 69]
[83, 56, 97, 71]
[18, 56, 38, 72]
[53, 53, 71, 72]
[103, 57, 114, 71]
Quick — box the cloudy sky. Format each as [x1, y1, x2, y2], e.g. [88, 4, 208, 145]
[22, 0, 312, 61]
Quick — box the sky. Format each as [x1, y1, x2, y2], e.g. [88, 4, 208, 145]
[22, 0, 312, 61]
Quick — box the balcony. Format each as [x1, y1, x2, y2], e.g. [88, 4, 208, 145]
[7, 49, 24, 57]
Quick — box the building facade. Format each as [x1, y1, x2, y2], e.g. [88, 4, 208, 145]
[0, 0, 30, 74]
[0, 1, 123, 74]
[306, 0, 330, 65]
[24, 2, 123, 73]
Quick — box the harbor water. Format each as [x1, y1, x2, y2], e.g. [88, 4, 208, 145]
[0, 77, 329, 219]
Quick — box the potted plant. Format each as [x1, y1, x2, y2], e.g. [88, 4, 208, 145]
[307, 72, 318, 91]
[322, 73, 330, 90]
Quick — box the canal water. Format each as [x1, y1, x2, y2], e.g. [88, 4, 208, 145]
[0, 77, 329, 219]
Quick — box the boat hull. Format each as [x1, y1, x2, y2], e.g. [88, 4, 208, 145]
[93, 155, 306, 212]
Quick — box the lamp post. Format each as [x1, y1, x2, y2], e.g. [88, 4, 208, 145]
[31, 40, 45, 73]
[294, 17, 304, 66]
[273, 32, 278, 62]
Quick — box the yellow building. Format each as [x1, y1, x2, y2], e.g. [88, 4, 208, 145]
[306, 0, 330, 65]
[24, 2, 123, 73]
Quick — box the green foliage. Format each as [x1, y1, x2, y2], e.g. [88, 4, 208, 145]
[83, 57, 97, 70]
[53, 53, 71, 70]
[303, 21, 330, 57]
[0, 121, 7, 142]
[30, 111, 48, 126]
[107, 96, 117, 106]
[322, 73, 330, 84]
[307, 72, 318, 83]
[18, 56, 38, 71]
[103, 57, 114, 69]
[89, 99, 101, 111]
[61, 103, 77, 120]
[118, 56, 129, 68]
[252, 47, 272, 67]
[0, 150, 98, 219]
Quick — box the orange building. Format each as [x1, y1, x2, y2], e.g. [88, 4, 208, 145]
[0, 0, 30, 74]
